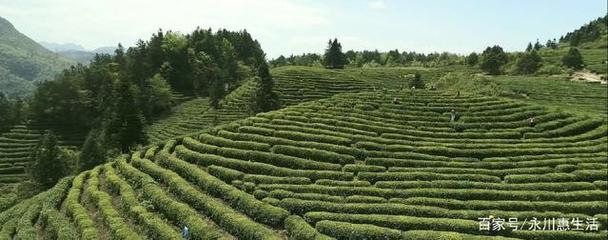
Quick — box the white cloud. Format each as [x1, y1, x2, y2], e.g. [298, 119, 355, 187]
[368, 0, 386, 10]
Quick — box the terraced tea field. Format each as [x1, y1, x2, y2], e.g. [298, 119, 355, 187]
[495, 75, 608, 116]
[0, 124, 82, 185]
[147, 67, 426, 143]
[2, 90, 606, 239]
[272, 66, 457, 106]
[146, 80, 260, 144]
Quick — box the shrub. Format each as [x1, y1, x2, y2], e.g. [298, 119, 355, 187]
[65, 172, 98, 240]
[208, 165, 244, 183]
[215, 146, 341, 170]
[83, 168, 142, 240]
[270, 189, 344, 203]
[562, 48, 584, 70]
[390, 197, 606, 217]
[243, 174, 311, 184]
[316, 220, 402, 240]
[271, 145, 355, 165]
[175, 145, 353, 181]
[285, 215, 334, 240]
[315, 179, 371, 187]
[104, 164, 181, 239]
[198, 133, 271, 151]
[304, 212, 480, 234]
[116, 158, 226, 240]
[359, 172, 501, 183]
[155, 149, 290, 228]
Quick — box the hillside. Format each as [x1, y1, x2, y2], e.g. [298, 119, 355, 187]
[1, 89, 606, 239]
[495, 75, 608, 116]
[146, 80, 259, 144]
[539, 15, 607, 78]
[0, 123, 85, 211]
[145, 66, 449, 144]
[0, 17, 73, 98]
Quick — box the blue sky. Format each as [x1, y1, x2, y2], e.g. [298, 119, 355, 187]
[0, 0, 606, 58]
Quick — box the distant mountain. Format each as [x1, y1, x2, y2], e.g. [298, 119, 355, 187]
[40, 42, 117, 64]
[0, 16, 74, 98]
[93, 46, 117, 55]
[39, 41, 86, 52]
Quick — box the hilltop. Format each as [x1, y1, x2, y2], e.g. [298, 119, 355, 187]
[0, 17, 74, 98]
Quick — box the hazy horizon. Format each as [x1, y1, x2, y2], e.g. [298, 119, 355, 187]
[0, 0, 606, 58]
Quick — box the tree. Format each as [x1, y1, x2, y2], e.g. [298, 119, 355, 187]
[516, 50, 543, 74]
[526, 42, 533, 52]
[562, 48, 584, 70]
[546, 39, 558, 49]
[270, 55, 288, 67]
[106, 80, 146, 152]
[465, 52, 479, 66]
[146, 73, 172, 113]
[29, 131, 70, 188]
[253, 61, 279, 113]
[323, 38, 347, 69]
[410, 72, 424, 89]
[533, 40, 543, 50]
[79, 129, 107, 171]
[480, 45, 508, 75]
[0, 93, 13, 132]
[386, 49, 401, 65]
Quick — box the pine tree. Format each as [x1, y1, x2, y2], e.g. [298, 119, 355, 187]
[533, 39, 543, 50]
[323, 38, 347, 69]
[254, 61, 279, 113]
[108, 80, 146, 152]
[29, 130, 69, 188]
[79, 129, 107, 171]
[526, 42, 533, 52]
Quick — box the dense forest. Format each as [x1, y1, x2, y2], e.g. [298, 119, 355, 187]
[0, 28, 278, 183]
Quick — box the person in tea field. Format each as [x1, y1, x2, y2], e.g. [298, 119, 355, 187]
[528, 117, 536, 127]
[182, 225, 190, 239]
[392, 97, 401, 104]
[450, 109, 460, 122]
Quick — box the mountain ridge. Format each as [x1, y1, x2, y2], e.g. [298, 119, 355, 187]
[0, 16, 74, 98]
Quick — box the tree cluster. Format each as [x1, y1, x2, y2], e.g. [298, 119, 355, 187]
[0, 93, 26, 133]
[323, 38, 347, 69]
[28, 28, 270, 157]
[271, 48, 464, 68]
[29, 130, 77, 188]
[560, 15, 607, 46]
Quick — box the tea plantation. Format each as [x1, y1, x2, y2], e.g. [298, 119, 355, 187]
[0, 124, 82, 184]
[495, 75, 608, 116]
[1, 89, 606, 239]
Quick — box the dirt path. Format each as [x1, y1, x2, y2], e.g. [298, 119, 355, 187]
[570, 70, 607, 84]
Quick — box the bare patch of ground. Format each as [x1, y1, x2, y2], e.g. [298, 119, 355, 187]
[570, 70, 607, 84]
